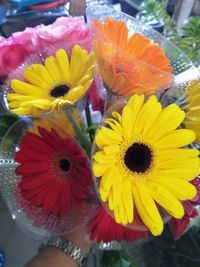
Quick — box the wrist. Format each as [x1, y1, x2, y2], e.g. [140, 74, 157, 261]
[40, 236, 88, 266]
[64, 226, 92, 254]
[64, 236, 91, 254]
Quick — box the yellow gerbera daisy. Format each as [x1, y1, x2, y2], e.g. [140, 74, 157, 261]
[7, 45, 95, 116]
[184, 80, 200, 142]
[93, 95, 200, 236]
[30, 108, 82, 138]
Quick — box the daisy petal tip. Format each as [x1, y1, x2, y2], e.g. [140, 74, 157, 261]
[100, 194, 108, 202]
[188, 185, 197, 200]
[114, 213, 122, 224]
[150, 222, 164, 236]
[171, 204, 185, 219]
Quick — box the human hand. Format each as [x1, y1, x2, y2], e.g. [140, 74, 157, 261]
[69, 0, 86, 16]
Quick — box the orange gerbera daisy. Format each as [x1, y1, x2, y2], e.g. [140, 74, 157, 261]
[93, 18, 173, 96]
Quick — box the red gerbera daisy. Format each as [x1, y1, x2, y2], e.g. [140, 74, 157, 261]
[88, 206, 149, 243]
[15, 127, 92, 217]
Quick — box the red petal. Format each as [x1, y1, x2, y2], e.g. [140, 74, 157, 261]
[16, 161, 50, 175]
[59, 182, 72, 216]
[75, 167, 92, 184]
[42, 181, 63, 215]
[15, 144, 49, 163]
[170, 217, 190, 239]
[21, 132, 55, 154]
[18, 173, 52, 190]
[21, 184, 47, 203]
[115, 224, 124, 241]
[34, 185, 53, 207]
[38, 128, 64, 149]
[87, 81, 105, 114]
[72, 182, 89, 200]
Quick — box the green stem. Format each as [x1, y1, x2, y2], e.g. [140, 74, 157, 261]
[65, 107, 92, 156]
[85, 100, 94, 142]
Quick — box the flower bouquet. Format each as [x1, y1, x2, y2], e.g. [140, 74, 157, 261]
[0, 4, 200, 244]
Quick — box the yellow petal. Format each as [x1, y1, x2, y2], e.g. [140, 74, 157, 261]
[159, 157, 200, 170]
[154, 178, 197, 200]
[8, 100, 21, 109]
[156, 167, 200, 181]
[147, 104, 185, 140]
[121, 106, 133, 141]
[93, 161, 111, 177]
[108, 189, 115, 211]
[127, 95, 144, 133]
[55, 49, 70, 84]
[44, 55, 62, 84]
[7, 94, 38, 103]
[77, 53, 95, 81]
[134, 95, 159, 134]
[10, 80, 47, 97]
[99, 180, 110, 201]
[95, 127, 122, 149]
[20, 98, 52, 110]
[70, 45, 88, 85]
[132, 182, 163, 236]
[140, 96, 162, 135]
[64, 86, 86, 103]
[23, 65, 51, 90]
[76, 74, 92, 88]
[94, 151, 116, 164]
[51, 98, 71, 110]
[103, 145, 120, 155]
[12, 107, 32, 116]
[81, 79, 94, 92]
[101, 167, 116, 191]
[29, 64, 54, 87]
[113, 203, 122, 224]
[122, 179, 134, 223]
[77, 66, 95, 88]
[127, 94, 144, 110]
[100, 127, 122, 142]
[112, 173, 122, 207]
[105, 118, 122, 136]
[157, 148, 199, 162]
[112, 111, 122, 123]
[149, 184, 184, 218]
[118, 200, 128, 225]
[12, 107, 33, 115]
[155, 129, 196, 149]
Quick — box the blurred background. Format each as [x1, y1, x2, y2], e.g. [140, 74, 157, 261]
[0, 1, 200, 266]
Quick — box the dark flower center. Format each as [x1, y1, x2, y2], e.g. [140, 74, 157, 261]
[124, 143, 152, 173]
[59, 158, 70, 172]
[50, 84, 69, 98]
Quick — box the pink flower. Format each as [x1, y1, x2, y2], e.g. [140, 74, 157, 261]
[0, 27, 40, 78]
[12, 27, 41, 53]
[0, 42, 27, 79]
[36, 16, 91, 51]
[0, 17, 91, 79]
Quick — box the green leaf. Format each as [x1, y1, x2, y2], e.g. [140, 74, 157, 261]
[0, 114, 19, 137]
[84, 123, 99, 133]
